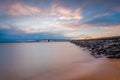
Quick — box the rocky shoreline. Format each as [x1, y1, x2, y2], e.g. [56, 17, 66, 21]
[71, 36, 120, 58]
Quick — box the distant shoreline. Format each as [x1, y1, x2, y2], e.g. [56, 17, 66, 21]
[0, 40, 69, 43]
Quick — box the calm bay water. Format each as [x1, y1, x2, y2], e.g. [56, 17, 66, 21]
[0, 42, 120, 80]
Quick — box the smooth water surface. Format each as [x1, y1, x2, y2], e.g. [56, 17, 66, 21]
[0, 42, 120, 80]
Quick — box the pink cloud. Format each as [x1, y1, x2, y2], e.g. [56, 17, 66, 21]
[57, 8, 83, 20]
[52, 22, 82, 30]
[7, 3, 41, 16]
[73, 8, 83, 19]
[69, 24, 120, 39]
[57, 6, 71, 15]
[103, 25, 120, 31]
[1, 2, 83, 21]
[60, 8, 83, 20]
[92, 31, 119, 39]
[90, 25, 120, 38]
[52, 21, 95, 31]
[50, 4, 83, 20]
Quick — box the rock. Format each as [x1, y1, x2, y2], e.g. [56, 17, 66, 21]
[71, 36, 120, 58]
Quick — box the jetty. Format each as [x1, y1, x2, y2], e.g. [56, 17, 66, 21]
[71, 36, 120, 58]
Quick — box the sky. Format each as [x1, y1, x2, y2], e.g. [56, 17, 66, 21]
[0, 0, 120, 41]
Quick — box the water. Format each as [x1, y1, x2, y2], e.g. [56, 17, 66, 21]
[0, 42, 120, 80]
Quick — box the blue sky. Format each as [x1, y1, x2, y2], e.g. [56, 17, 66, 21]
[0, 0, 120, 41]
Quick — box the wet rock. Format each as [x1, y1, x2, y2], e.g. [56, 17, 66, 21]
[71, 36, 120, 58]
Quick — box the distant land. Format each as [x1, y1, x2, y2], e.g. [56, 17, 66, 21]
[0, 36, 119, 43]
[0, 39, 71, 43]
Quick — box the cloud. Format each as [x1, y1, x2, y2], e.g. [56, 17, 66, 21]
[92, 31, 120, 39]
[84, 24, 120, 39]
[83, 13, 120, 26]
[53, 22, 80, 30]
[50, 3, 83, 20]
[73, 8, 83, 19]
[0, 27, 25, 42]
[0, 28, 69, 42]
[1, 0, 120, 40]
[56, 6, 71, 15]
[58, 8, 83, 20]
[1, 2, 83, 21]
[103, 25, 120, 31]
[6, 3, 41, 16]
